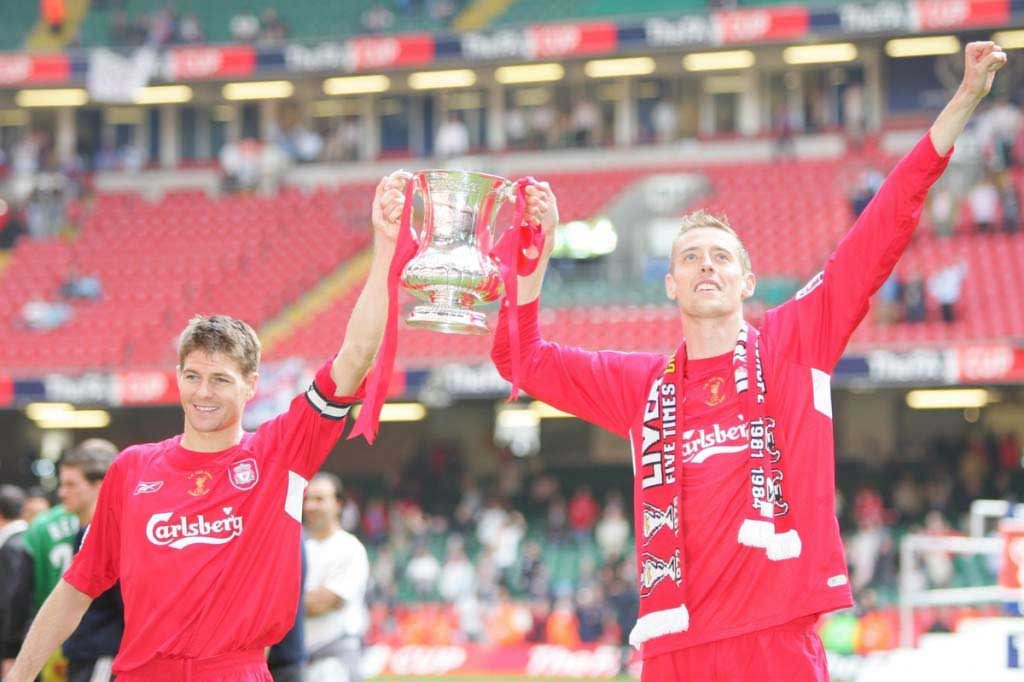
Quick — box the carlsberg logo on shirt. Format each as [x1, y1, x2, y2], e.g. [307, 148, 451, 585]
[146, 509, 244, 549]
[682, 420, 749, 464]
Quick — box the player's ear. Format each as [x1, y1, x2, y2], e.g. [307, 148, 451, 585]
[741, 271, 756, 300]
[246, 372, 259, 400]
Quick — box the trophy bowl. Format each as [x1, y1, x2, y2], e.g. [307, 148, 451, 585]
[399, 169, 519, 335]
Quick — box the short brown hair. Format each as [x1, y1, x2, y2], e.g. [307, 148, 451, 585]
[674, 209, 752, 272]
[177, 315, 261, 376]
[61, 439, 119, 483]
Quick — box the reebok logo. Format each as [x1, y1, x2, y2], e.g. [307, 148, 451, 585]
[145, 508, 244, 550]
[682, 419, 749, 464]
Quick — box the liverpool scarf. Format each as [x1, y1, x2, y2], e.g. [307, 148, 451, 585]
[628, 323, 802, 649]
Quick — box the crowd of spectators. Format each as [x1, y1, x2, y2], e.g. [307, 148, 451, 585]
[311, 428, 1021, 652]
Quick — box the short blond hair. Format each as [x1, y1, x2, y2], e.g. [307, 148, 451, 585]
[177, 315, 261, 376]
[673, 209, 752, 272]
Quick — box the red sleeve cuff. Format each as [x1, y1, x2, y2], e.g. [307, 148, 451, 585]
[63, 564, 106, 600]
[314, 359, 365, 404]
[918, 131, 954, 162]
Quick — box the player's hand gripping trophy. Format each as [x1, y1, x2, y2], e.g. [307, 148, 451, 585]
[349, 169, 554, 442]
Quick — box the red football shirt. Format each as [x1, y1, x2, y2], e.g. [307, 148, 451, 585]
[492, 132, 951, 658]
[64, 361, 352, 676]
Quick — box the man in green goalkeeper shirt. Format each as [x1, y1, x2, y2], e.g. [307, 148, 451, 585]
[22, 490, 79, 682]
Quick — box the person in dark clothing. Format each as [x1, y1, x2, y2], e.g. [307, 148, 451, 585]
[0, 485, 34, 672]
[268, 533, 309, 682]
[58, 440, 123, 682]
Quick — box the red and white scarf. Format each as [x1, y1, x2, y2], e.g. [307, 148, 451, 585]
[628, 323, 801, 649]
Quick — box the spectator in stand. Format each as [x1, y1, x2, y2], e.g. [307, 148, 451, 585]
[361, 4, 394, 32]
[435, 113, 470, 158]
[486, 589, 532, 646]
[920, 510, 957, 589]
[405, 544, 441, 599]
[847, 489, 895, 594]
[595, 492, 631, 561]
[361, 498, 388, 546]
[773, 104, 798, 159]
[968, 175, 1000, 232]
[259, 8, 289, 45]
[177, 13, 203, 44]
[568, 485, 599, 543]
[493, 511, 526, 572]
[875, 272, 903, 325]
[545, 596, 581, 647]
[60, 265, 103, 301]
[977, 97, 1022, 170]
[438, 542, 475, 604]
[506, 107, 528, 149]
[41, 0, 66, 34]
[928, 185, 958, 237]
[902, 269, 927, 323]
[569, 99, 601, 147]
[21, 296, 72, 331]
[513, 540, 549, 600]
[927, 260, 967, 324]
[651, 97, 679, 145]
[146, 6, 176, 47]
[997, 170, 1021, 233]
[576, 585, 606, 643]
[229, 11, 260, 41]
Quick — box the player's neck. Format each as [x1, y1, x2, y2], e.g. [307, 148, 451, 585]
[181, 423, 244, 452]
[680, 311, 745, 359]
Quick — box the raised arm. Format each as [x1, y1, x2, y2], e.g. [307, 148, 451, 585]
[770, 42, 1006, 370]
[6, 579, 92, 682]
[330, 171, 410, 396]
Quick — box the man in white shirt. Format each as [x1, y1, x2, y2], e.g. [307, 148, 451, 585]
[302, 473, 369, 682]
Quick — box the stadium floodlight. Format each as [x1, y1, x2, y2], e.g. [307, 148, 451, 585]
[323, 74, 391, 95]
[683, 50, 756, 72]
[495, 63, 565, 84]
[885, 36, 960, 58]
[905, 388, 996, 410]
[222, 80, 295, 100]
[34, 410, 112, 429]
[993, 30, 1024, 49]
[133, 85, 193, 105]
[783, 43, 858, 65]
[16, 88, 88, 107]
[25, 402, 75, 421]
[584, 57, 656, 78]
[408, 69, 476, 90]
[352, 402, 427, 422]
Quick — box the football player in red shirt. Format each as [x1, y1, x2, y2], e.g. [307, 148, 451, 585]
[8, 172, 410, 682]
[493, 43, 1005, 681]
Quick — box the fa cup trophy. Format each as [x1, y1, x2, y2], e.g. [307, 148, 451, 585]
[399, 169, 529, 334]
[348, 169, 544, 443]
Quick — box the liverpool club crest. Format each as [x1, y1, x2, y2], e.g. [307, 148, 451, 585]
[228, 458, 259, 491]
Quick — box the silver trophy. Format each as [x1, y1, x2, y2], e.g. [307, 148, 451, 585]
[400, 169, 523, 335]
